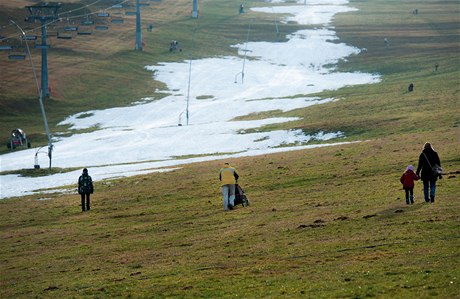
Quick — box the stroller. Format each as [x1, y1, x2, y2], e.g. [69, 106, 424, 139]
[234, 184, 250, 207]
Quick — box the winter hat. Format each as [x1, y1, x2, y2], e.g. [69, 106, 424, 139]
[83, 168, 88, 174]
[406, 165, 414, 172]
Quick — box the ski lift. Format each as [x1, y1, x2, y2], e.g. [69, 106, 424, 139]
[81, 14, 94, 26]
[64, 26, 78, 31]
[79, 17, 93, 34]
[77, 30, 92, 35]
[125, 11, 137, 16]
[8, 54, 26, 60]
[81, 20, 94, 26]
[111, 18, 124, 24]
[35, 44, 51, 49]
[97, 12, 110, 17]
[111, 3, 123, 15]
[57, 31, 72, 39]
[22, 35, 37, 41]
[95, 25, 109, 30]
[139, 3, 150, 6]
[0, 45, 13, 51]
[8, 45, 27, 60]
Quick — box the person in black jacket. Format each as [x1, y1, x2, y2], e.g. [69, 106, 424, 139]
[416, 142, 442, 203]
[78, 168, 94, 211]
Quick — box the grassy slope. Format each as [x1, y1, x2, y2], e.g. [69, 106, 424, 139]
[1, 0, 459, 298]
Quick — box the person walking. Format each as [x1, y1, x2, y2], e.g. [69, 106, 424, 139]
[400, 165, 420, 204]
[78, 168, 94, 212]
[219, 162, 239, 211]
[416, 142, 442, 203]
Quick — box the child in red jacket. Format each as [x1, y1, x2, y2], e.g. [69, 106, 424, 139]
[400, 165, 420, 204]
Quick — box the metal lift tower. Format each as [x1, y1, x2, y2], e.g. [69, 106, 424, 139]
[135, 0, 143, 50]
[26, 3, 60, 98]
[192, 0, 198, 18]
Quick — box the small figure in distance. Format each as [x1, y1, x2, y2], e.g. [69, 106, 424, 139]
[78, 168, 94, 212]
[408, 83, 414, 92]
[384, 37, 389, 48]
[400, 165, 420, 204]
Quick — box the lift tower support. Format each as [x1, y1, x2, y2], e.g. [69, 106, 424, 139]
[135, 0, 143, 50]
[25, 3, 60, 98]
[192, 0, 198, 18]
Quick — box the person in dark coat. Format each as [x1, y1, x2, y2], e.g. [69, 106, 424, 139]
[408, 83, 414, 92]
[416, 142, 442, 203]
[78, 168, 94, 211]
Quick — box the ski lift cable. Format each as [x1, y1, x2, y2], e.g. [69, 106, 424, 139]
[1, 0, 130, 41]
[2, 1, 249, 42]
[57, 0, 131, 19]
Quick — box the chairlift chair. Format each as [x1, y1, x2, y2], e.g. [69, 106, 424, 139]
[35, 44, 51, 49]
[81, 20, 94, 26]
[95, 25, 109, 31]
[81, 14, 94, 26]
[125, 11, 137, 16]
[8, 54, 26, 60]
[64, 26, 78, 31]
[57, 31, 72, 39]
[0, 45, 13, 51]
[22, 35, 37, 41]
[77, 31, 92, 35]
[111, 18, 124, 24]
[97, 12, 110, 17]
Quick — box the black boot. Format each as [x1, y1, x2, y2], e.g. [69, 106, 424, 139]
[430, 195, 435, 203]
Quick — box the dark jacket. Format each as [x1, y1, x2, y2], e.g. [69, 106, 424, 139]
[416, 148, 441, 181]
[78, 174, 94, 194]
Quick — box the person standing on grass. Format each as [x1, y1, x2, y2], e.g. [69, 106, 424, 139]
[78, 168, 94, 212]
[219, 162, 239, 211]
[416, 142, 442, 203]
[400, 165, 420, 204]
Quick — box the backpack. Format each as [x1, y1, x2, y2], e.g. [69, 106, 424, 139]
[79, 175, 93, 194]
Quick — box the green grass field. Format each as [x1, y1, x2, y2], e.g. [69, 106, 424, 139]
[1, 0, 459, 298]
